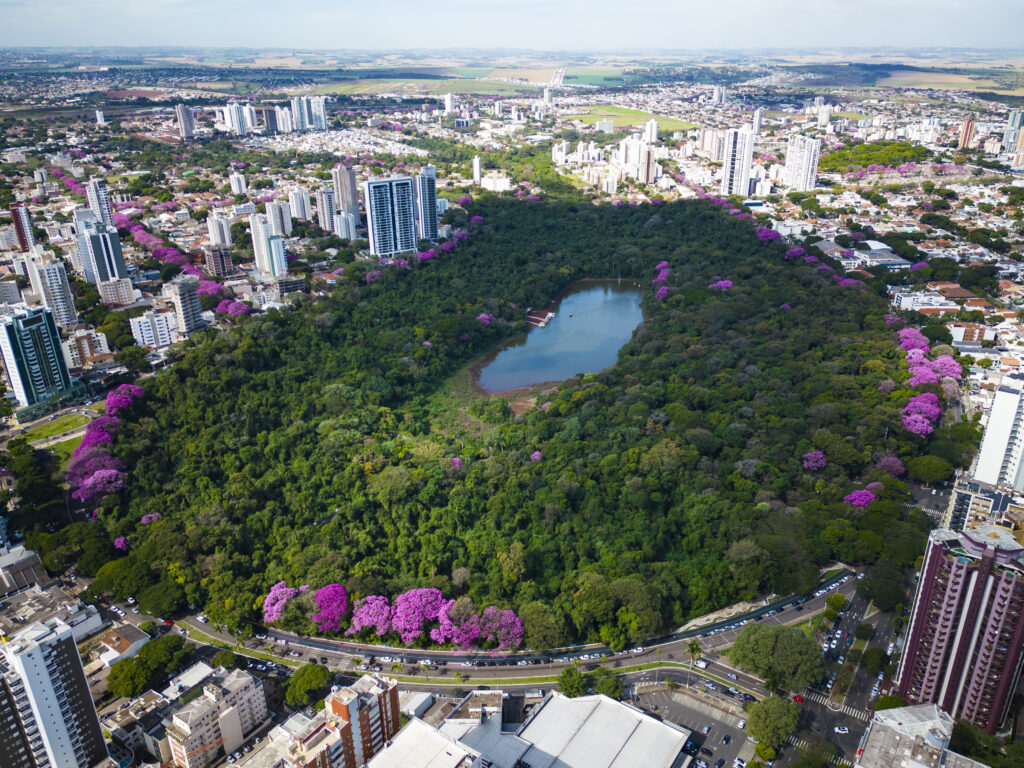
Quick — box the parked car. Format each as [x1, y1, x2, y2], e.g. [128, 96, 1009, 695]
[835, 726, 849, 734]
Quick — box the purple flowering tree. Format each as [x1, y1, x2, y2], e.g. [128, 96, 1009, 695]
[263, 582, 300, 623]
[530, 451, 542, 462]
[311, 584, 348, 633]
[113, 536, 128, 551]
[802, 451, 827, 471]
[391, 588, 446, 643]
[708, 280, 733, 291]
[844, 490, 876, 508]
[346, 596, 394, 637]
[877, 456, 906, 476]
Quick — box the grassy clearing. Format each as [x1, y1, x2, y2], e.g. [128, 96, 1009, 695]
[489, 67, 558, 83]
[49, 436, 83, 472]
[23, 413, 88, 442]
[876, 70, 1024, 95]
[798, 612, 825, 638]
[572, 105, 697, 132]
[316, 79, 540, 96]
[564, 67, 625, 86]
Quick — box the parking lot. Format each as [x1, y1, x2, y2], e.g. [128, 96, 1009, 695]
[639, 688, 756, 768]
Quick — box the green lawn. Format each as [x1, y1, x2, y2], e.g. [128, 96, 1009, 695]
[22, 413, 88, 442]
[564, 67, 625, 87]
[572, 105, 697, 132]
[49, 435, 82, 472]
[316, 79, 541, 96]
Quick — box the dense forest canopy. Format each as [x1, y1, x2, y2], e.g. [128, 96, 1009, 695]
[34, 196, 955, 649]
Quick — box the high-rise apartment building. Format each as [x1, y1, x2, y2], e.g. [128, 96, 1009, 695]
[97, 277, 136, 307]
[720, 128, 755, 196]
[250, 213, 287, 277]
[712, 85, 727, 104]
[203, 246, 233, 276]
[9, 205, 36, 252]
[85, 179, 114, 228]
[228, 172, 247, 195]
[973, 374, 1024, 490]
[752, 107, 764, 135]
[288, 96, 326, 132]
[897, 527, 1024, 733]
[275, 106, 294, 133]
[783, 134, 822, 192]
[638, 146, 659, 186]
[472, 155, 481, 184]
[207, 215, 233, 247]
[163, 275, 205, 335]
[129, 310, 176, 349]
[259, 674, 400, 768]
[414, 166, 438, 241]
[176, 104, 195, 141]
[1008, 109, 1024, 131]
[333, 213, 358, 241]
[62, 328, 112, 371]
[364, 177, 417, 257]
[0, 618, 108, 768]
[0, 305, 72, 408]
[643, 118, 659, 144]
[958, 119, 976, 150]
[266, 200, 293, 237]
[166, 667, 268, 768]
[95, 110, 105, 126]
[443, 93, 455, 114]
[225, 103, 247, 137]
[314, 188, 335, 231]
[288, 187, 312, 221]
[27, 253, 78, 329]
[74, 209, 128, 285]
[331, 164, 360, 217]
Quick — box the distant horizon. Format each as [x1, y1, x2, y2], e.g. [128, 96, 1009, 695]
[3, 0, 1024, 51]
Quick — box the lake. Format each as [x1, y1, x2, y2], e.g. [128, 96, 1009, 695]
[476, 281, 644, 393]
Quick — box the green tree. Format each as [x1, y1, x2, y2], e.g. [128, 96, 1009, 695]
[854, 623, 875, 641]
[138, 581, 185, 618]
[731, 625, 824, 691]
[557, 663, 588, 698]
[747, 696, 800, 750]
[286, 663, 332, 707]
[107, 657, 150, 698]
[687, 638, 703, 685]
[593, 668, 623, 699]
[519, 601, 564, 651]
[825, 594, 846, 612]
[906, 455, 954, 484]
[213, 650, 244, 669]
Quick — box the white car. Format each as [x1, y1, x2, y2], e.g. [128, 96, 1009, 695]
[835, 726, 849, 734]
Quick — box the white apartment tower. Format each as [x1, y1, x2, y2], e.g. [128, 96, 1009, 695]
[250, 213, 287, 278]
[74, 209, 128, 285]
[228, 172, 247, 195]
[333, 213, 358, 241]
[175, 104, 195, 141]
[314, 188, 335, 231]
[783, 135, 822, 192]
[0, 618, 108, 768]
[472, 155, 482, 185]
[27, 254, 78, 329]
[266, 200, 293, 237]
[414, 166, 438, 241]
[130, 310, 177, 350]
[363, 177, 417, 257]
[720, 128, 755, 197]
[288, 187, 312, 221]
[207, 215, 233, 247]
[974, 374, 1024, 491]
[443, 93, 455, 115]
[163, 275, 205, 336]
[85, 179, 114, 228]
[643, 119, 659, 144]
[331, 165, 360, 214]
[752, 107, 764, 136]
[225, 103, 247, 136]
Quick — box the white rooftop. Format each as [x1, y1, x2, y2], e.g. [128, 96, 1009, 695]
[366, 718, 475, 768]
[516, 693, 689, 768]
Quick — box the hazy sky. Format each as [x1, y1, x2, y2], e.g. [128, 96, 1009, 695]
[4, 0, 1024, 50]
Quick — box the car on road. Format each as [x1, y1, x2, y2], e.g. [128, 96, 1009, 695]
[695, 760, 709, 768]
[792, 695, 803, 703]
[702, 725, 711, 734]
[321, 657, 328, 665]
[700, 747, 714, 757]
[289, 651, 302, 657]
[737, 719, 745, 729]
[727, 672, 738, 680]
[721, 735, 730, 745]
[835, 726, 849, 734]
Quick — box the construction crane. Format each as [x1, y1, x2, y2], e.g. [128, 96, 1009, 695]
[160, 736, 225, 768]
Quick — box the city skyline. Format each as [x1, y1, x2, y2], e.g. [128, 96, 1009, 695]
[2, 1, 1023, 49]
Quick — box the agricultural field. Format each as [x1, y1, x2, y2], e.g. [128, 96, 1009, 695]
[563, 67, 625, 86]
[488, 67, 559, 84]
[876, 69, 1024, 95]
[316, 79, 540, 96]
[571, 105, 697, 132]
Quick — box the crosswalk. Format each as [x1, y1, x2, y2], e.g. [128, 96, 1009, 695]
[787, 736, 845, 765]
[802, 690, 870, 721]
